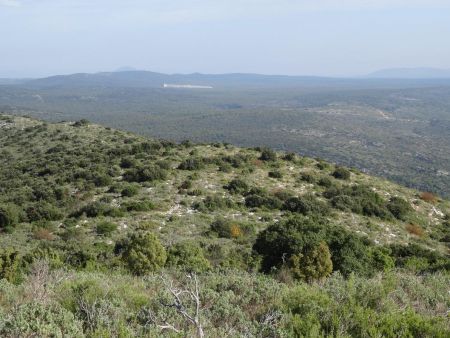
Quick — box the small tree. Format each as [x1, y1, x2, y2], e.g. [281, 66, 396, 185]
[118, 232, 167, 275]
[259, 148, 277, 161]
[0, 203, 20, 231]
[289, 242, 333, 281]
[332, 167, 350, 180]
[166, 242, 210, 272]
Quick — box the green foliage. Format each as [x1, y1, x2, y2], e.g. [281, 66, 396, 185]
[0, 248, 21, 283]
[288, 242, 333, 281]
[0, 203, 20, 231]
[122, 199, 154, 212]
[123, 165, 167, 182]
[0, 302, 84, 337]
[254, 216, 386, 277]
[178, 158, 204, 170]
[282, 194, 330, 215]
[210, 218, 254, 239]
[120, 183, 140, 197]
[117, 232, 167, 275]
[332, 166, 351, 180]
[193, 195, 236, 212]
[259, 148, 277, 161]
[325, 184, 393, 219]
[387, 196, 413, 220]
[268, 170, 283, 179]
[225, 178, 249, 194]
[166, 241, 211, 272]
[96, 221, 118, 236]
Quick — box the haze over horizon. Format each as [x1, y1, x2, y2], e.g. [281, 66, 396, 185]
[1, 0, 450, 78]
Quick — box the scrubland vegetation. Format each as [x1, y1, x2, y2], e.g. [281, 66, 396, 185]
[0, 114, 449, 337]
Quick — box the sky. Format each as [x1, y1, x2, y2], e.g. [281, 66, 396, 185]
[1, 0, 450, 78]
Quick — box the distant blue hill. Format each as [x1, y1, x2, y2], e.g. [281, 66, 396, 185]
[8, 70, 450, 89]
[367, 68, 450, 79]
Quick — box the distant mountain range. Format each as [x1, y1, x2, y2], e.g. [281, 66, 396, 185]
[367, 68, 450, 79]
[2, 69, 450, 89]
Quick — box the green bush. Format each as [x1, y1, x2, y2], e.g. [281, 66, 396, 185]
[122, 200, 154, 212]
[268, 171, 283, 179]
[166, 241, 211, 272]
[121, 184, 140, 197]
[123, 165, 167, 182]
[0, 302, 84, 337]
[254, 216, 383, 277]
[210, 219, 254, 239]
[225, 179, 249, 194]
[282, 194, 330, 215]
[0, 248, 22, 282]
[117, 232, 167, 275]
[332, 167, 351, 180]
[178, 158, 204, 170]
[386, 197, 412, 220]
[96, 221, 118, 236]
[193, 195, 236, 212]
[0, 203, 20, 231]
[259, 148, 277, 161]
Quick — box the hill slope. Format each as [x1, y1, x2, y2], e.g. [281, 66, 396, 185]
[0, 114, 449, 337]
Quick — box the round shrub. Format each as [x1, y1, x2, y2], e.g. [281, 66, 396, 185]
[121, 184, 140, 197]
[225, 179, 249, 194]
[259, 148, 277, 161]
[0, 204, 20, 231]
[387, 197, 412, 220]
[166, 241, 211, 272]
[332, 167, 351, 180]
[268, 171, 283, 179]
[117, 232, 167, 275]
[96, 221, 118, 236]
[0, 302, 83, 337]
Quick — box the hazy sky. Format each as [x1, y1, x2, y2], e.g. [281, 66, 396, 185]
[1, 0, 450, 77]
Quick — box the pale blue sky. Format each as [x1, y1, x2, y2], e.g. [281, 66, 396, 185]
[1, 0, 450, 77]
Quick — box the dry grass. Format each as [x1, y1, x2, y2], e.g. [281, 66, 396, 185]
[419, 192, 437, 204]
[406, 223, 424, 237]
[33, 228, 55, 241]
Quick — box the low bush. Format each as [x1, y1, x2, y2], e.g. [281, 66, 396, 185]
[96, 221, 118, 236]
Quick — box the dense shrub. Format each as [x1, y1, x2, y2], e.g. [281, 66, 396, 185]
[259, 148, 277, 161]
[254, 216, 383, 277]
[178, 158, 204, 170]
[0, 302, 84, 337]
[122, 200, 154, 212]
[225, 179, 249, 194]
[96, 221, 118, 236]
[332, 167, 351, 180]
[166, 241, 211, 272]
[288, 242, 333, 281]
[282, 194, 330, 215]
[0, 203, 20, 231]
[387, 196, 412, 220]
[210, 219, 254, 239]
[0, 248, 21, 282]
[325, 185, 392, 219]
[193, 195, 236, 212]
[26, 202, 63, 222]
[123, 165, 167, 182]
[116, 232, 167, 275]
[268, 170, 283, 179]
[121, 183, 140, 197]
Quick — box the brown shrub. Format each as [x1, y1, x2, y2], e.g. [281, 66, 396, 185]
[230, 224, 243, 238]
[419, 192, 437, 204]
[251, 159, 263, 167]
[33, 228, 55, 241]
[406, 223, 424, 237]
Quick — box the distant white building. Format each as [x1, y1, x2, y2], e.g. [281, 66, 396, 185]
[163, 83, 213, 89]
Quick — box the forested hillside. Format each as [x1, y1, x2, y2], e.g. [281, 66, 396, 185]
[0, 114, 449, 337]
